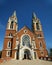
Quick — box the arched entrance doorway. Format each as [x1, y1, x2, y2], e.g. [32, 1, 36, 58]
[23, 49, 32, 60]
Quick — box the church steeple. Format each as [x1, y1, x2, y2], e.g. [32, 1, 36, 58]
[12, 11, 16, 17]
[32, 12, 42, 32]
[7, 11, 18, 31]
[32, 12, 36, 19]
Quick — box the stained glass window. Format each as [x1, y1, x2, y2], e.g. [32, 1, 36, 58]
[22, 35, 30, 47]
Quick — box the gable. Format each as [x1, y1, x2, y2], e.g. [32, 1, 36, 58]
[16, 26, 35, 38]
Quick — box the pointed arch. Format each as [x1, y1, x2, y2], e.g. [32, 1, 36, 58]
[36, 23, 40, 30]
[21, 34, 31, 47]
[9, 33, 13, 36]
[39, 42, 42, 48]
[7, 41, 11, 48]
[10, 21, 14, 29]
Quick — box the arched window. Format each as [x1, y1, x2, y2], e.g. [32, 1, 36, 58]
[36, 23, 40, 30]
[10, 21, 14, 29]
[9, 33, 13, 36]
[40, 51, 44, 56]
[40, 42, 42, 48]
[22, 35, 30, 47]
[6, 51, 11, 57]
[37, 34, 42, 37]
[32, 41, 36, 48]
[7, 41, 11, 48]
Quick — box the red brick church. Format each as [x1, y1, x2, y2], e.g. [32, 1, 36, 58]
[2, 11, 48, 60]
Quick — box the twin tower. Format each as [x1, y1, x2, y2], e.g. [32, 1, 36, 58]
[2, 11, 48, 60]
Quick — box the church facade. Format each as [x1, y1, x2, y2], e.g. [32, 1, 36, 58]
[2, 11, 48, 60]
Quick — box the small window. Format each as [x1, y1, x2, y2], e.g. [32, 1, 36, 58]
[40, 51, 44, 56]
[24, 30, 27, 33]
[40, 42, 42, 48]
[41, 52, 43, 54]
[8, 41, 11, 48]
[37, 34, 42, 37]
[8, 52, 10, 55]
[9, 33, 13, 36]
[7, 51, 10, 57]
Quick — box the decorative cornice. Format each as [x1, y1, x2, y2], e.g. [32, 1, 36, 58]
[5, 36, 13, 38]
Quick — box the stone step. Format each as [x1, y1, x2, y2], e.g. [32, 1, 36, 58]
[0, 59, 52, 65]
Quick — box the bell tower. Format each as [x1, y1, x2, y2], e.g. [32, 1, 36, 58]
[32, 12, 42, 32]
[7, 11, 18, 31]
[32, 12, 48, 57]
[2, 11, 18, 58]
[32, 12, 44, 38]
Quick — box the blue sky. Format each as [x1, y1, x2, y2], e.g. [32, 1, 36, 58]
[0, 0, 52, 50]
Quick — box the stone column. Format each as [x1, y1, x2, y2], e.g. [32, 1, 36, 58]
[19, 49, 22, 60]
[31, 50, 35, 60]
[15, 51, 17, 59]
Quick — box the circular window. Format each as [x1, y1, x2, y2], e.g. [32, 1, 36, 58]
[24, 30, 27, 33]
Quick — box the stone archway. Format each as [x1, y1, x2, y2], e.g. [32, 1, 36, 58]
[19, 46, 36, 60]
[23, 49, 32, 60]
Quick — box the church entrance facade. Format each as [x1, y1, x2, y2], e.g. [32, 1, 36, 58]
[19, 46, 36, 60]
[23, 49, 31, 60]
[15, 48, 37, 60]
[15, 34, 37, 60]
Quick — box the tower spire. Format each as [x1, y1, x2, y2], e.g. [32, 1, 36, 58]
[7, 11, 18, 31]
[32, 12, 36, 19]
[12, 11, 16, 17]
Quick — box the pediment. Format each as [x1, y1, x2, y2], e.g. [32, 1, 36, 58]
[17, 26, 35, 38]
